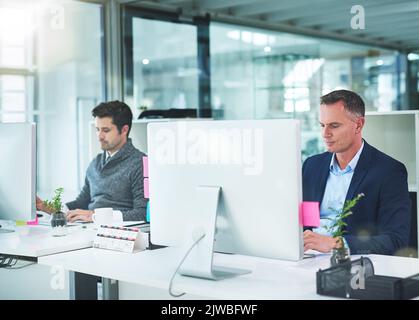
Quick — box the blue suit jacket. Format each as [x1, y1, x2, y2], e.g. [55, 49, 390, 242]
[302, 141, 411, 255]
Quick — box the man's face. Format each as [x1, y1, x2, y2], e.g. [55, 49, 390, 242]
[95, 117, 126, 152]
[319, 101, 363, 154]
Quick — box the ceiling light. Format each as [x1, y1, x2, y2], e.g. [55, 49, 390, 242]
[408, 53, 419, 61]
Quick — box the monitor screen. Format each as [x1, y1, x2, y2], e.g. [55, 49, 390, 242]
[0, 122, 36, 222]
[148, 119, 303, 264]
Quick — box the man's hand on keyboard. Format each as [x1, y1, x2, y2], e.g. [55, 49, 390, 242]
[67, 209, 94, 222]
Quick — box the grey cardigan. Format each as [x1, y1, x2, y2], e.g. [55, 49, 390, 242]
[66, 138, 147, 221]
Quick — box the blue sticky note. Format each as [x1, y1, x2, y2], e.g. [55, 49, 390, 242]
[146, 201, 150, 223]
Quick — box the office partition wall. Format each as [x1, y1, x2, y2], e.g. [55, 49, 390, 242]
[363, 110, 419, 257]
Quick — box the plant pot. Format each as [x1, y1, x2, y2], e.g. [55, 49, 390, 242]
[330, 247, 351, 266]
[51, 211, 67, 237]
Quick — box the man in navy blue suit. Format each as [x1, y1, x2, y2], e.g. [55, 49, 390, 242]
[303, 90, 411, 255]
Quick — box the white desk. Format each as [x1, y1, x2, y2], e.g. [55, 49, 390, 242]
[0, 221, 95, 299]
[38, 247, 419, 300]
[0, 219, 146, 299]
[0, 218, 145, 257]
[0, 223, 95, 257]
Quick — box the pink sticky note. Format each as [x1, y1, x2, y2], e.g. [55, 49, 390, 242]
[27, 215, 39, 225]
[301, 201, 320, 227]
[143, 156, 149, 178]
[144, 178, 149, 199]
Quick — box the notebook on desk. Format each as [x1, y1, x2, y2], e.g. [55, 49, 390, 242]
[38, 220, 92, 227]
[39, 220, 147, 229]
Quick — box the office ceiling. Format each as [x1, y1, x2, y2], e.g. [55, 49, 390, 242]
[129, 0, 419, 52]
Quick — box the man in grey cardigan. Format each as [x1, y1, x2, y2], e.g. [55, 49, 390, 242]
[37, 101, 147, 222]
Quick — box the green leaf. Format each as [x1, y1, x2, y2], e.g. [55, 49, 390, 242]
[326, 193, 364, 238]
[44, 187, 64, 213]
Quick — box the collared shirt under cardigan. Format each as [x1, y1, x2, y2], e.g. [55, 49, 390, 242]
[65, 138, 147, 221]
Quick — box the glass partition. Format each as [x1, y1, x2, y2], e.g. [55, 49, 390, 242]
[123, 11, 200, 119]
[0, 0, 105, 201]
[210, 22, 405, 159]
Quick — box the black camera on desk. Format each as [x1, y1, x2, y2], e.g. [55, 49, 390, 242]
[316, 257, 419, 300]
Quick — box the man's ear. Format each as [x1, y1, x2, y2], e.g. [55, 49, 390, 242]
[121, 124, 129, 136]
[356, 117, 365, 134]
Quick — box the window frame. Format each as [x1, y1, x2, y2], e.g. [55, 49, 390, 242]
[121, 6, 211, 117]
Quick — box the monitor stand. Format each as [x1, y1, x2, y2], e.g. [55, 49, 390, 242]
[0, 230, 14, 234]
[178, 185, 251, 280]
[0, 220, 15, 234]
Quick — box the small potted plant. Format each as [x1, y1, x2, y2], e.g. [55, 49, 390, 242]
[326, 193, 365, 266]
[43, 187, 67, 236]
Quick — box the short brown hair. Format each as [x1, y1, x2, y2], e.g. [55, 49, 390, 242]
[320, 90, 365, 118]
[92, 101, 133, 136]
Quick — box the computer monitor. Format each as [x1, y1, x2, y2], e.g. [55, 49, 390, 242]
[0, 122, 37, 231]
[147, 119, 303, 280]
